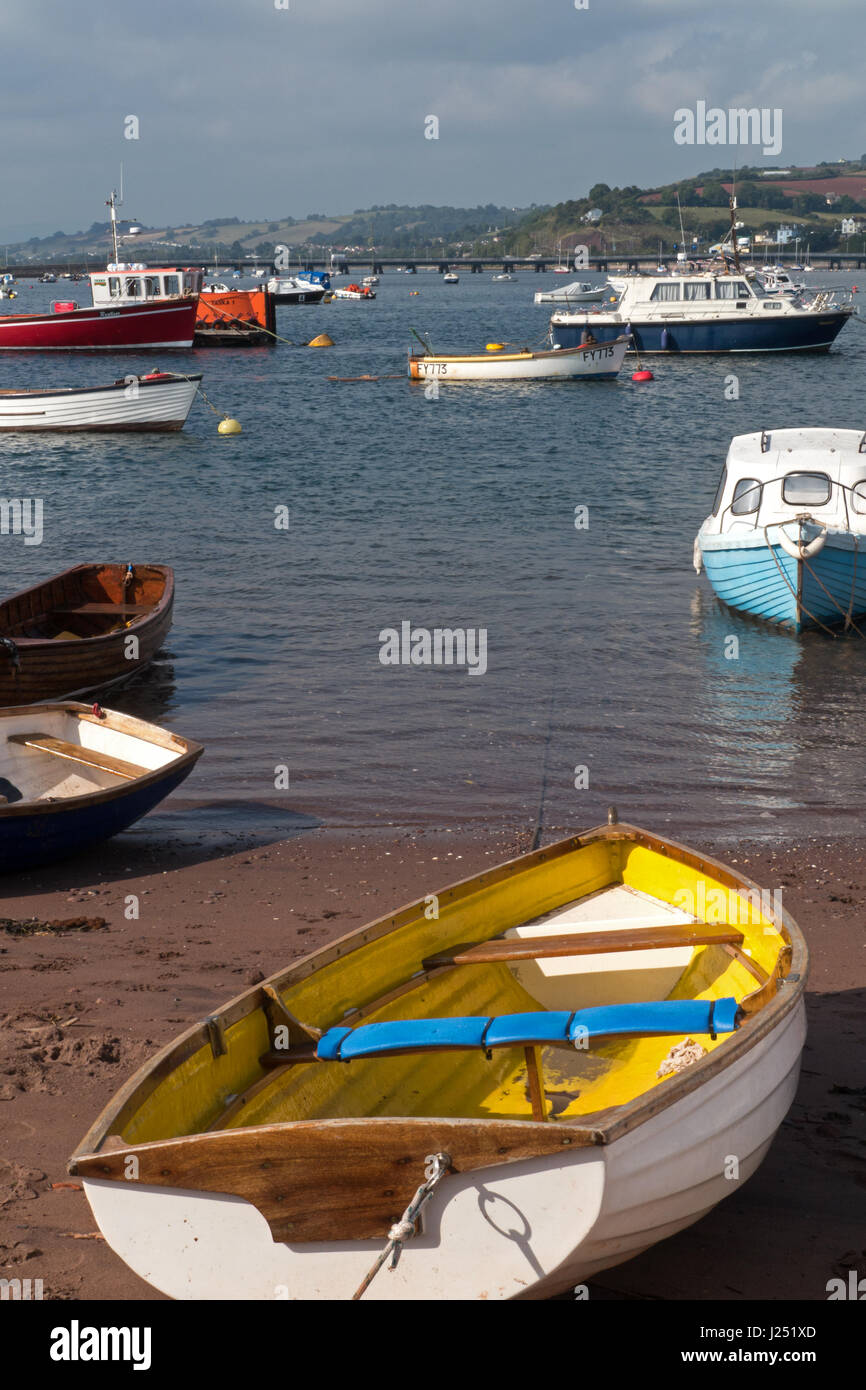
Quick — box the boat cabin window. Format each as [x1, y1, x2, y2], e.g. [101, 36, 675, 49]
[782, 472, 831, 506]
[852, 481, 866, 514]
[763, 301, 783, 309]
[108, 277, 122, 299]
[716, 280, 752, 300]
[163, 274, 179, 296]
[124, 276, 141, 298]
[650, 282, 682, 301]
[682, 282, 711, 300]
[712, 467, 727, 517]
[731, 478, 762, 515]
[144, 277, 160, 297]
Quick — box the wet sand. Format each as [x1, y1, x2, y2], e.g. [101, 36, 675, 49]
[1, 822, 864, 1302]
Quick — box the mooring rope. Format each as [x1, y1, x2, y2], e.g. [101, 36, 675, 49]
[800, 544, 865, 638]
[351, 1151, 451, 1301]
[762, 525, 837, 636]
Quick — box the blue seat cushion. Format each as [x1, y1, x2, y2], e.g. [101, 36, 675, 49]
[315, 997, 739, 1062]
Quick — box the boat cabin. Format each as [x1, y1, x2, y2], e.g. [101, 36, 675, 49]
[642, 274, 762, 303]
[89, 264, 203, 306]
[703, 428, 866, 537]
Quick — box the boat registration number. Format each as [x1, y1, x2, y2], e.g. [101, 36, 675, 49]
[581, 346, 615, 361]
[421, 362, 448, 374]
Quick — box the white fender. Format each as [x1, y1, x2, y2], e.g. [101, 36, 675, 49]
[693, 534, 703, 574]
[776, 521, 827, 561]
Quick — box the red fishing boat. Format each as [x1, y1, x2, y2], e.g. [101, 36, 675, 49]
[0, 191, 202, 350]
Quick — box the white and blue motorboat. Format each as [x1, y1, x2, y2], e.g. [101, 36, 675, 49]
[549, 271, 854, 354]
[695, 428, 866, 633]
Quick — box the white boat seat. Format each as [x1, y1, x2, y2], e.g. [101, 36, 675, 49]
[8, 733, 147, 781]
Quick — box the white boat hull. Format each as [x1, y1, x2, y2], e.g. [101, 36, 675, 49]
[0, 373, 200, 431]
[409, 339, 628, 381]
[81, 997, 804, 1300]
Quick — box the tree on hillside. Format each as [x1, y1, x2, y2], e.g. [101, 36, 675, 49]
[701, 180, 729, 207]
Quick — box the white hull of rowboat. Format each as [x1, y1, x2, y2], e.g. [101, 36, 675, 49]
[80, 997, 804, 1300]
[0, 373, 201, 431]
[409, 338, 628, 381]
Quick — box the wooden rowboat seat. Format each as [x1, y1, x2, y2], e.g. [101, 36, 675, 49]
[279, 997, 741, 1064]
[422, 922, 744, 969]
[52, 602, 152, 617]
[8, 732, 148, 781]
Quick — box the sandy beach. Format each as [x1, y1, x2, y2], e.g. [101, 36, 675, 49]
[1, 820, 864, 1302]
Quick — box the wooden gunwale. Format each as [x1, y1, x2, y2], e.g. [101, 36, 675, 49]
[70, 823, 808, 1170]
[0, 374, 201, 401]
[0, 562, 173, 645]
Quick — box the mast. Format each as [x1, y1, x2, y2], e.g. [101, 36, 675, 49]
[106, 187, 122, 264]
[728, 166, 742, 274]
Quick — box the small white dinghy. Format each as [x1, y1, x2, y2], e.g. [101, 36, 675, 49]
[0, 702, 202, 870]
[0, 371, 201, 432]
[408, 335, 629, 382]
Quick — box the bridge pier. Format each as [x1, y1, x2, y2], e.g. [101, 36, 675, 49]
[471, 262, 483, 273]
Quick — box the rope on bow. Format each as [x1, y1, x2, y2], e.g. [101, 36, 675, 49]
[351, 1151, 451, 1301]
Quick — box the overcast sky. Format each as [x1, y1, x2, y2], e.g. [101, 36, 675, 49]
[1, 0, 864, 239]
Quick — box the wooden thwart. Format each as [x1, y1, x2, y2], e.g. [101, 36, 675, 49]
[53, 602, 151, 616]
[8, 733, 148, 781]
[422, 922, 745, 969]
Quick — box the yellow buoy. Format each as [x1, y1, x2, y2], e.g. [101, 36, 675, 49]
[485, 342, 506, 352]
[218, 417, 242, 435]
[308, 333, 334, 347]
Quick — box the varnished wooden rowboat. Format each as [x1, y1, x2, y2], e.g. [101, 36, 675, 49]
[69, 819, 807, 1301]
[0, 563, 173, 705]
[0, 702, 202, 870]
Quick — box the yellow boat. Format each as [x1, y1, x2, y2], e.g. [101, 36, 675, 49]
[70, 817, 807, 1300]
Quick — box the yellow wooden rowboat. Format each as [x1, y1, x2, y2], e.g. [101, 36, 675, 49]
[70, 817, 807, 1300]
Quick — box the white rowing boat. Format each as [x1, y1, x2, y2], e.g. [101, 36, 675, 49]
[0, 702, 202, 870]
[0, 371, 201, 431]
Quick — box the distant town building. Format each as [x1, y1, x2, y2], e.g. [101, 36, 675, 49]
[582, 208, 603, 224]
